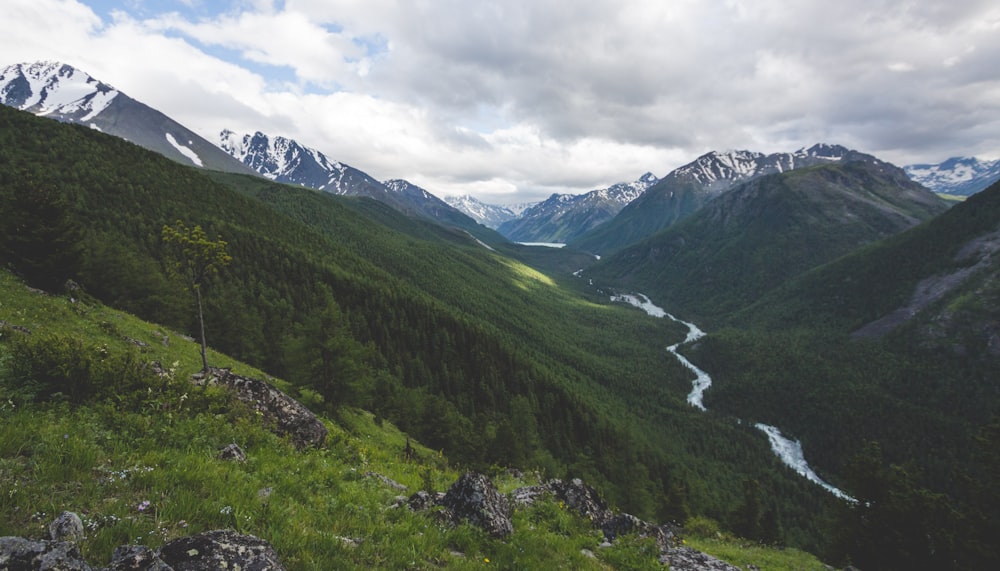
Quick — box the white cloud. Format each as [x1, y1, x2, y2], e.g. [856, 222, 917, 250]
[3, 0, 1000, 202]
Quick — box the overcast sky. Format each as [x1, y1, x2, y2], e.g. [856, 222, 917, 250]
[4, 0, 1000, 203]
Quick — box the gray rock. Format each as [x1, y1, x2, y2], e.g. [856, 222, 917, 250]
[49, 512, 85, 542]
[601, 513, 678, 550]
[440, 472, 513, 538]
[407, 490, 440, 511]
[547, 478, 614, 525]
[106, 545, 173, 571]
[157, 530, 284, 571]
[218, 443, 247, 462]
[660, 546, 742, 571]
[193, 368, 326, 449]
[0, 536, 92, 570]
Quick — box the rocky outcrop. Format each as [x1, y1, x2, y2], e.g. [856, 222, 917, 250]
[158, 530, 284, 570]
[660, 546, 743, 571]
[440, 472, 513, 538]
[192, 367, 326, 449]
[105, 545, 172, 571]
[218, 443, 247, 463]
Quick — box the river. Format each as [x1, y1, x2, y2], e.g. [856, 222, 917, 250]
[611, 292, 854, 502]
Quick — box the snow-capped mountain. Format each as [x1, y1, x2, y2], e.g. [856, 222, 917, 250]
[670, 144, 866, 193]
[572, 144, 887, 255]
[220, 130, 387, 197]
[444, 195, 520, 229]
[0, 61, 255, 175]
[497, 172, 658, 243]
[904, 157, 1000, 196]
[220, 130, 494, 237]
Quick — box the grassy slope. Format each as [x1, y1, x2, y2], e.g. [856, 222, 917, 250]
[0, 270, 835, 570]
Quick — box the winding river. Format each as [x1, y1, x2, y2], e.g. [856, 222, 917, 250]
[611, 292, 854, 502]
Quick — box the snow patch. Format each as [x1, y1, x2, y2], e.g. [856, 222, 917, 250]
[165, 133, 203, 167]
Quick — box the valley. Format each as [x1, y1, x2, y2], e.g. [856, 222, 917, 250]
[1, 58, 999, 570]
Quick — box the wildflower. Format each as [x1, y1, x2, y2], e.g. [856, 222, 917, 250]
[484, 557, 490, 564]
[179, 520, 188, 528]
[138, 500, 151, 512]
[220, 505, 233, 515]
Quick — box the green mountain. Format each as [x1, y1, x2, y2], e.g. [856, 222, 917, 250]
[586, 158, 948, 323]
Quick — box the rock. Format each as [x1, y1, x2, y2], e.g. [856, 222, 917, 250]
[547, 478, 614, 525]
[193, 368, 327, 449]
[157, 530, 284, 571]
[49, 512, 85, 542]
[407, 490, 440, 511]
[363, 471, 407, 491]
[509, 484, 550, 507]
[601, 513, 678, 550]
[218, 443, 247, 462]
[0, 536, 92, 570]
[440, 472, 513, 538]
[106, 545, 172, 571]
[660, 546, 742, 571]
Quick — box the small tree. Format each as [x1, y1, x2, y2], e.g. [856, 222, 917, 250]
[161, 220, 231, 370]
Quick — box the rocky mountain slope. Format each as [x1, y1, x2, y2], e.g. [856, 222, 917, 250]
[0, 61, 255, 175]
[497, 173, 658, 243]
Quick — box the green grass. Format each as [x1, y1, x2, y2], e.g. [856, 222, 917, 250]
[2, 269, 781, 569]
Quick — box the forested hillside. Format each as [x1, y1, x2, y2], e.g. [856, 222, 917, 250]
[0, 104, 844, 552]
[678, 181, 1000, 569]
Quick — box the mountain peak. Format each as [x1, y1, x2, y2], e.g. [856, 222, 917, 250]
[1, 60, 119, 121]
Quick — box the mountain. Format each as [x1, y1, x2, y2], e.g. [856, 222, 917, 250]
[0, 61, 255, 175]
[497, 173, 658, 243]
[587, 156, 950, 321]
[572, 144, 874, 255]
[904, 156, 1000, 196]
[219, 130, 498, 240]
[444, 194, 519, 229]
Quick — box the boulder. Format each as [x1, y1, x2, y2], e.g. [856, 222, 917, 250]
[0, 536, 92, 570]
[601, 513, 678, 550]
[547, 478, 614, 525]
[440, 472, 513, 538]
[193, 368, 326, 449]
[49, 512, 85, 542]
[157, 530, 284, 571]
[407, 490, 441, 512]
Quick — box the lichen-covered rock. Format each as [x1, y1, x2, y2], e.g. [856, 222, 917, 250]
[193, 368, 326, 449]
[0, 536, 92, 571]
[407, 490, 440, 511]
[106, 545, 172, 571]
[440, 472, 513, 538]
[363, 471, 407, 491]
[157, 530, 284, 571]
[49, 512, 85, 542]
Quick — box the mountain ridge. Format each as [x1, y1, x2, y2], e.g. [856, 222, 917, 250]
[904, 156, 1000, 196]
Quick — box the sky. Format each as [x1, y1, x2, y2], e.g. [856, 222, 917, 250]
[3, 0, 1000, 203]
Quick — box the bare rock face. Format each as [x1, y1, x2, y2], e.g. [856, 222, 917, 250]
[157, 530, 284, 571]
[49, 512, 85, 542]
[0, 536, 92, 571]
[660, 546, 743, 571]
[440, 472, 513, 538]
[193, 368, 326, 449]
